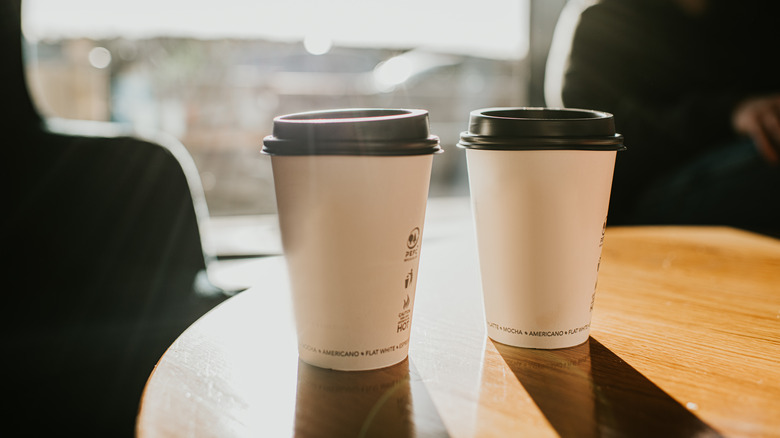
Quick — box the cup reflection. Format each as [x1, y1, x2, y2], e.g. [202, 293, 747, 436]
[294, 359, 415, 437]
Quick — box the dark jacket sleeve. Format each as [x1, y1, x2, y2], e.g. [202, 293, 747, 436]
[560, 0, 777, 211]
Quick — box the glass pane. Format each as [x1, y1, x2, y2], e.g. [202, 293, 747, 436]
[22, 0, 530, 216]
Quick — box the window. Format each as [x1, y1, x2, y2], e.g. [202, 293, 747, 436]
[22, 0, 530, 216]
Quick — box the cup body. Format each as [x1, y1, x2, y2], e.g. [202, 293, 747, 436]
[466, 148, 615, 348]
[263, 108, 440, 370]
[272, 154, 431, 370]
[459, 108, 624, 349]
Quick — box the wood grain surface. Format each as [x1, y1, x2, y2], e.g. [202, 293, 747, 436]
[137, 198, 780, 437]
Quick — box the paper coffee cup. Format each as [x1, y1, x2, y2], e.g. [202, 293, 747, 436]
[263, 109, 441, 370]
[458, 108, 625, 349]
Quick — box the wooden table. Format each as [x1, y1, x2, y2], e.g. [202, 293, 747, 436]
[136, 197, 780, 438]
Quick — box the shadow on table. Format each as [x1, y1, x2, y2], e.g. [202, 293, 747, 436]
[293, 358, 449, 437]
[493, 337, 723, 438]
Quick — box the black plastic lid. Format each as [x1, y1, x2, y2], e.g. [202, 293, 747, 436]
[458, 107, 625, 151]
[262, 108, 441, 156]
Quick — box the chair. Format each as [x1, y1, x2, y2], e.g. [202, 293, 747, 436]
[2, 0, 229, 434]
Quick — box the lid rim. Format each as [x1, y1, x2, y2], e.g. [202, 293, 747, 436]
[472, 106, 614, 120]
[458, 133, 624, 149]
[262, 135, 442, 156]
[275, 107, 428, 121]
[457, 144, 627, 151]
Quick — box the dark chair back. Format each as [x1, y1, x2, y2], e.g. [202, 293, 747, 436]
[2, 1, 227, 434]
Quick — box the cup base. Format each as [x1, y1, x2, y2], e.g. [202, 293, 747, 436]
[298, 347, 410, 372]
[487, 328, 591, 350]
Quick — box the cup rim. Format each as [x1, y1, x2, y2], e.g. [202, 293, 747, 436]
[262, 108, 442, 156]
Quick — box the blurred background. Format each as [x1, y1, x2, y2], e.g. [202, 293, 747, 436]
[21, 0, 566, 217]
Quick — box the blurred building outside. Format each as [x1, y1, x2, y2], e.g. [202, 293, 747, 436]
[20, 0, 558, 217]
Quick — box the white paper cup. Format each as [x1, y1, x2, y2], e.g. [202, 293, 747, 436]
[458, 108, 625, 349]
[263, 109, 441, 370]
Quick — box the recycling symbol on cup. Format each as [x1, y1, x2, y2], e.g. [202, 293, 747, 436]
[407, 227, 420, 249]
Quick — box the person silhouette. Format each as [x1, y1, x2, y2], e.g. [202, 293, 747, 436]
[548, 0, 780, 235]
